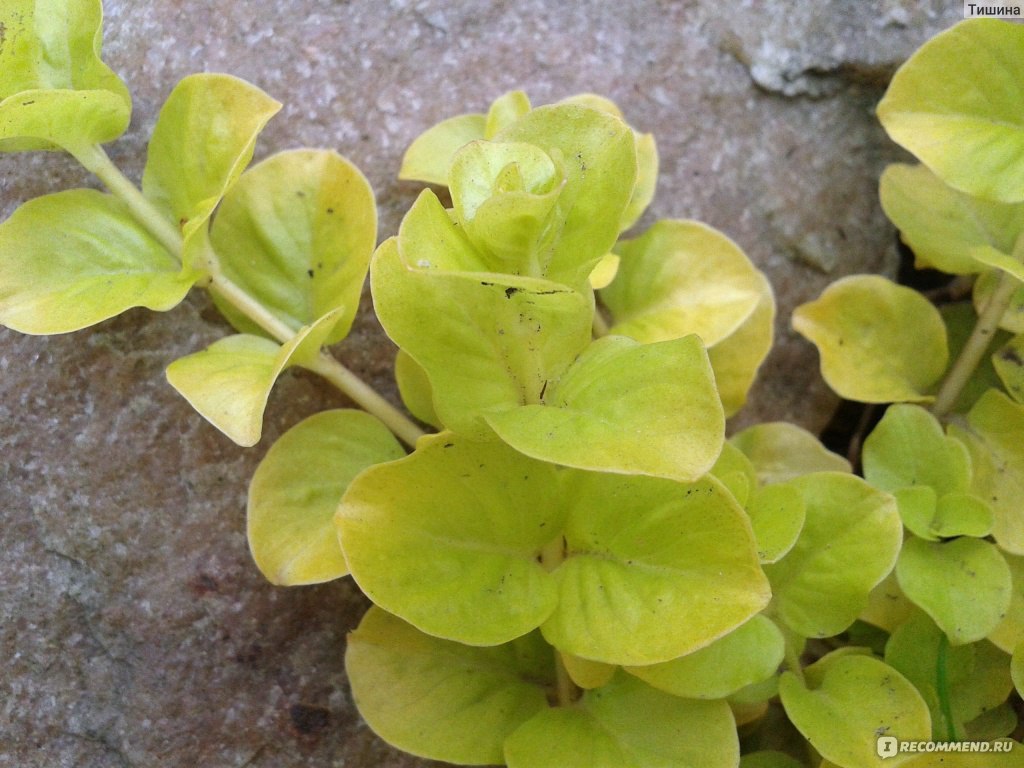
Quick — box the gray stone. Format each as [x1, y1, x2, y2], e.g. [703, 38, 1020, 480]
[0, 2, 962, 766]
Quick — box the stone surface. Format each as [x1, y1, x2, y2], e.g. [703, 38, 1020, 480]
[0, 2, 961, 766]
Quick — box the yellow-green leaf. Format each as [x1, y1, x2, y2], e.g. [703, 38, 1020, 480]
[209, 149, 376, 344]
[346, 607, 552, 765]
[165, 309, 341, 446]
[247, 410, 404, 586]
[487, 334, 725, 482]
[399, 112, 486, 185]
[779, 653, 931, 768]
[730, 422, 851, 486]
[393, 349, 440, 428]
[793, 275, 948, 403]
[142, 73, 280, 250]
[0, 189, 194, 334]
[994, 335, 1024, 403]
[877, 19, 1024, 203]
[0, 0, 130, 152]
[880, 163, 1024, 275]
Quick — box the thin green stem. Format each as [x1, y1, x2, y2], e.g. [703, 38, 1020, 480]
[72, 144, 184, 255]
[308, 353, 425, 447]
[538, 536, 580, 706]
[932, 268, 1019, 418]
[74, 143, 426, 447]
[784, 637, 805, 684]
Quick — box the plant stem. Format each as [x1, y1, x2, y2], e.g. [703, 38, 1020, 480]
[784, 637, 805, 684]
[74, 144, 426, 447]
[932, 269, 1019, 418]
[935, 634, 960, 742]
[308, 353, 425, 447]
[539, 536, 580, 706]
[592, 306, 610, 337]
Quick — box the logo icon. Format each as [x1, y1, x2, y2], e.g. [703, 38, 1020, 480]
[877, 736, 898, 759]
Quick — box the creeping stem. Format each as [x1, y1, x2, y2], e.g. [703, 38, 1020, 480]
[931, 267, 1019, 418]
[539, 536, 580, 707]
[73, 144, 426, 447]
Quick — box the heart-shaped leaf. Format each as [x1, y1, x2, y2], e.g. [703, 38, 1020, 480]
[730, 422, 851, 486]
[0, 189, 194, 334]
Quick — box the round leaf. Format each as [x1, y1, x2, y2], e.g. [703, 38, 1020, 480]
[896, 536, 1012, 645]
[730, 422, 851, 486]
[247, 410, 404, 585]
[210, 149, 376, 344]
[624, 614, 784, 699]
[346, 607, 551, 765]
[542, 473, 769, 665]
[779, 654, 931, 768]
[765, 472, 902, 638]
[487, 334, 725, 482]
[393, 349, 440, 428]
[989, 554, 1024, 653]
[337, 433, 563, 646]
[746, 482, 806, 564]
[877, 19, 1024, 203]
[994, 334, 1024, 404]
[504, 673, 739, 768]
[399, 112, 486, 184]
[603, 219, 765, 348]
[792, 275, 948, 403]
[0, 189, 194, 334]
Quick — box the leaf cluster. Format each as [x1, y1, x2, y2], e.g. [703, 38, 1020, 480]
[3, 5, 1024, 767]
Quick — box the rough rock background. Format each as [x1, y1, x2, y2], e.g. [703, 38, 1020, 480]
[0, 1, 963, 766]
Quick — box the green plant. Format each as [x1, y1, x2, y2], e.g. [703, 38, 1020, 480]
[2, 3, 1024, 767]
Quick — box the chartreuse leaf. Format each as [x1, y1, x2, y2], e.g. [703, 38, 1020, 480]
[346, 606, 552, 766]
[994, 335, 1024, 403]
[246, 410, 403, 586]
[877, 19, 1024, 203]
[142, 73, 280, 256]
[1013, 642, 1024, 699]
[541, 470, 768, 664]
[948, 390, 1024, 554]
[624, 614, 784, 699]
[860, 571, 914, 633]
[485, 90, 532, 138]
[209, 149, 376, 344]
[0, 0, 130, 153]
[559, 93, 658, 232]
[338, 434, 769, 663]
[746, 482, 806, 564]
[896, 536, 1012, 645]
[165, 308, 341, 446]
[990, 555, 1024, 653]
[711, 441, 757, 507]
[448, 139, 563, 269]
[740, 752, 803, 768]
[880, 164, 1024, 275]
[393, 350, 440, 428]
[600, 219, 773, 414]
[964, 702, 1018, 741]
[764, 473, 902, 638]
[708, 276, 775, 415]
[399, 112, 486, 184]
[337, 434, 562, 647]
[903, 747, 1024, 768]
[494, 104, 637, 287]
[972, 244, 1024, 283]
[561, 653, 615, 690]
[504, 673, 738, 768]
[0, 189, 194, 334]
[779, 653, 931, 768]
[885, 610, 1012, 741]
[588, 253, 620, 290]
[730, 422, 851, 486]
[863, 405, 971, 495]
[486, 334, 724, 482]
[603, 220, 764, 347]
[371, 238, 592, 438]
[792, 275, 948, 403]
